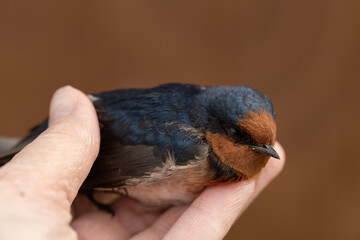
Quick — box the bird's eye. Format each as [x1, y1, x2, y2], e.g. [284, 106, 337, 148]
[228, 128, 237, 136]
[231, 129, 253, 145]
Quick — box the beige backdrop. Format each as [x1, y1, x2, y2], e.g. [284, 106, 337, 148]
[1, 1, 359, 239]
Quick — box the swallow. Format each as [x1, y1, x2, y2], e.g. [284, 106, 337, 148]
[0, 83, 279, 209]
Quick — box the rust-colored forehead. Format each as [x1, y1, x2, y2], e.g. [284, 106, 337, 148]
[238, 110, 276, 145]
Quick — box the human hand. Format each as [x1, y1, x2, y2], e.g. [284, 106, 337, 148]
[0, 86, 285, 240]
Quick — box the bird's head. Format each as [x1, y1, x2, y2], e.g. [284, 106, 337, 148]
[201, 86, 278, 179]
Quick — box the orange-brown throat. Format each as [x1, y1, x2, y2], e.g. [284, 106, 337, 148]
[206, 110, 276, 178]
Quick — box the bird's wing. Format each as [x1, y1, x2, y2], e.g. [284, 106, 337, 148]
[82, 138, 210, 189]
[82, 87, 209, 189]
[82, 138, 204, 189]
[82, 110, 209, 189]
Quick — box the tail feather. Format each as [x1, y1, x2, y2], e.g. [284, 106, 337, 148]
[0, 138, 35, 166]
[0, 152, 16, 166]
[0, 119, 48, 167]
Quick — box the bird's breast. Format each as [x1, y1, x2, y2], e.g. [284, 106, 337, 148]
[95, 158, 216, 209]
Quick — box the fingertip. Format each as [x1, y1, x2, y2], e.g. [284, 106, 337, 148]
[274, 141, 286, 162]
[48, 85, 100, 159]
[49, 86, 79, 124]
[252, 141, 285, 196]
[267, 141, 286, 178]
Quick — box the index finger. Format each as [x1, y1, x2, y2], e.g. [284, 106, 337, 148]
[163, 142, 285, 240]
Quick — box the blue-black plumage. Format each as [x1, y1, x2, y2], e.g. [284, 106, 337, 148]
[0, 83, 278, 208]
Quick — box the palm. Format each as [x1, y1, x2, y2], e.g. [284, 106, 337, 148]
[72, 195, 186, 239]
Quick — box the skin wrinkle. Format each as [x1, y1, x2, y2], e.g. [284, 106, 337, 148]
[46, 120, 98, 160]
[189, 203, 228, 235]
[10, 128, 97, 184]
[222, 181, 255, 220]
[165, 206, 222, 240]
[43, 112, 98, 203]
[199, 181, 255, 231]
[149, 209, 182, 234]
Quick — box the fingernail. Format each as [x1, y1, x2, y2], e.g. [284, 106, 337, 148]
[49, 86, 79, 123]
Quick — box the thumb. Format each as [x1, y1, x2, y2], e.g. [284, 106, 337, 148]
[0, 86, 100, 205]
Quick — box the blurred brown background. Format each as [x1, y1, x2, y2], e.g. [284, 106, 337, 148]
[1, 1, 359, 239]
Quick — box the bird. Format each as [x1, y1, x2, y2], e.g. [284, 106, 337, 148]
[0, 83, 279, 209]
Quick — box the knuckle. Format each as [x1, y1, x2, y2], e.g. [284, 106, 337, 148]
[47, 120, 97, 151]
[40, 177, 73, 206]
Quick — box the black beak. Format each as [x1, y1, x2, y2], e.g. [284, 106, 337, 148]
[250, 144, 280, 159]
